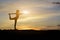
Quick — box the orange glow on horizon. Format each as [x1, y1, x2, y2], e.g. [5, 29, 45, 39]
[17, 25, 44, 30]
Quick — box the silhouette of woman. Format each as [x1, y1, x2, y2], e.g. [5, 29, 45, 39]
[8, 10, 20, 30]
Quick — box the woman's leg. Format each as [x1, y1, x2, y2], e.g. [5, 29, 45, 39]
[9, 13, 15, 20]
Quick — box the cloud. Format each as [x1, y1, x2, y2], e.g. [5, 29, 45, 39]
[1, 0, 60, 13]
[48, 0, 60, 2]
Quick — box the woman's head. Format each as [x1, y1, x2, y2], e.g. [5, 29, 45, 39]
[16, 10, 19, 13]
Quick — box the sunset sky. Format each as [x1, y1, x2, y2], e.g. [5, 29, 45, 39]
[0, 0, 60, 30]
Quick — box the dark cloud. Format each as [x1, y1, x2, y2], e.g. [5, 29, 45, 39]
[47, 5, 60, 10]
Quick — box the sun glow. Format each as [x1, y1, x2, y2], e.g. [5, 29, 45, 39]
[21, 10, 29, 14]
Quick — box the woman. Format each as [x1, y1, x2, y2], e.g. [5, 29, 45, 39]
[8, 10, 20, 30]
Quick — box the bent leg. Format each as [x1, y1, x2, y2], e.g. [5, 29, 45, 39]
[9, 14, 15, 20]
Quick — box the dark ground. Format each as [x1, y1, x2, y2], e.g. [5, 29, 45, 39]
[0, 30, 60, 35]
[0, 30, 60, 39]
